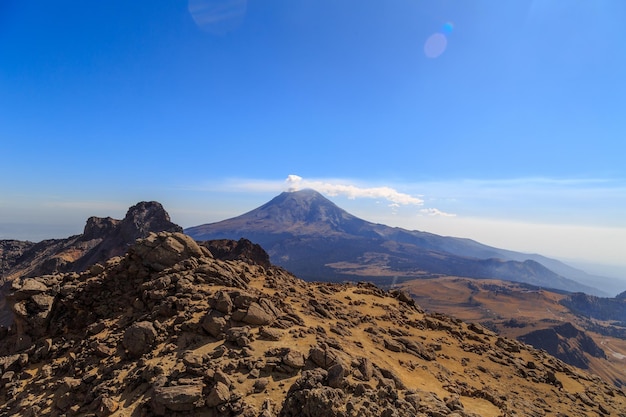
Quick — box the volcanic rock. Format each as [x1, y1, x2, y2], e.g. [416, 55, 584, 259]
[123, 321, 158, 358]
[0, 201, 182, 284]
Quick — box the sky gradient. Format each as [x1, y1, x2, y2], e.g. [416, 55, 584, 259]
[2, 1, 625, 281]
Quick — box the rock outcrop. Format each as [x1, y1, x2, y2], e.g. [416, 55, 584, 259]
[0, 201, 182, 284]
[0, 241, 35, 277]
[1, 232, 626, 416]
[201, 238, 271, 269]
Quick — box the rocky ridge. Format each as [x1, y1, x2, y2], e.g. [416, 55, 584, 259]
[1, 232, 625, 416]
[0, 201, 182, 284]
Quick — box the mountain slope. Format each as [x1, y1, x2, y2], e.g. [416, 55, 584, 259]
[399, 276, 626, 387]
[2, 232, 625, 416]
[186, 190, 602, 295]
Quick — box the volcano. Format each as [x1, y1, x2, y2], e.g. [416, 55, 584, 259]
[186, 190, 601, 295]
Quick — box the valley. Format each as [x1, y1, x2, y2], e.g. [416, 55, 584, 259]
[399, 277, 626, 387]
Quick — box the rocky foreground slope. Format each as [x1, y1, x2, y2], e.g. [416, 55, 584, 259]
[1, 232, 625, 417]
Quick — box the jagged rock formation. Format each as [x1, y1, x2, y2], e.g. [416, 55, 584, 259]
[0, 201, 182, 283]
[1, 232, 625, 417]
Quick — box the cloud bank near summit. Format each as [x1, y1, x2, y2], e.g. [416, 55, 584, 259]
[284, 175, 424, 206]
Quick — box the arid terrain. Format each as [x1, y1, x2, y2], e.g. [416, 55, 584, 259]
[1, 232, 626, 416]
[400, 277, 626, 388]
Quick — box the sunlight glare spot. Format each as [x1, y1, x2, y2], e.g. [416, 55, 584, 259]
[424, 33, 448, 58]
[442, 22, 454, 34]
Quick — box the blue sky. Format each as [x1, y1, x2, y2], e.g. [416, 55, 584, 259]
[1, 1, 625, 280]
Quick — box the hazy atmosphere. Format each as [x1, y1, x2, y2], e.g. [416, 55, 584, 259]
[2, 1, 625, 279]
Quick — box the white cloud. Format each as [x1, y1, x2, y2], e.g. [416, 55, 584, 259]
[419, 208, 456, 217]
[285, 175, 424, 206]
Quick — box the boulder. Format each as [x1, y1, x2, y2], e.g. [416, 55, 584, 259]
[206, 381, 230, 407]
[14, 278, 48, 297]
[308, 345, 339, 369]
[153, 384, 204, 412]
[94, 395, 119, 417]
[213, 291, 234, 314]
[283, 349, 306, 369]
[202, 312, 228, 338]
[129, 232, 203, 272]
[123, 321, 158, 357]
[243, 302, 275, 325]
[327, 362, 347, 388]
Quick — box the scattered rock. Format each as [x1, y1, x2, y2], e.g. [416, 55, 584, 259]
[123, 321, 158, 357]
[283, 349, 306, 369]
[206, 381, 230, 407]
[153, 384, 204, 413]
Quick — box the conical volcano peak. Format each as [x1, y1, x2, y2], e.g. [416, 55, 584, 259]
[252, 189, 362, 232]
[273, 188, 331, 204]
[185, 189, 370, 239]
[265, 189, 339, 213]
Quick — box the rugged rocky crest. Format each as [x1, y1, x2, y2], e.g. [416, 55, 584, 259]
[0, 201, 182, 283]
[561, 292, 626, 323]
[1, 232, 625, 417]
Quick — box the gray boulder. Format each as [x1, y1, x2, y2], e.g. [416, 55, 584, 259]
[123, 321, 158, 357]
[152, 384, 204, 413]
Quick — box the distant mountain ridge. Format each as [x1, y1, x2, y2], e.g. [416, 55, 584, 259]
[186, 189, 605, 296]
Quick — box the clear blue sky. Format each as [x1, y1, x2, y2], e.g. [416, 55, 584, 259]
[1, 1, 625, 279]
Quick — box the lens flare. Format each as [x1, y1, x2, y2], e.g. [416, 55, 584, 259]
[442, 22, 454, 34]
[424, 33, 448, 58]
[423, 22, 453, 58]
